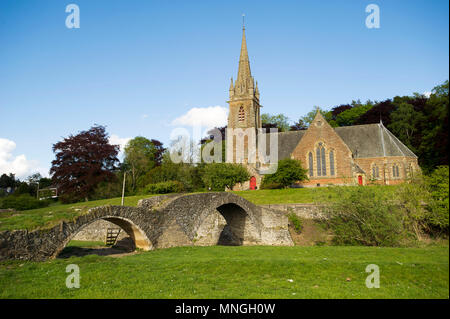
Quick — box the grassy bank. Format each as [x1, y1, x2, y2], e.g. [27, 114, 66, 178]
[0, 245, 447, 299]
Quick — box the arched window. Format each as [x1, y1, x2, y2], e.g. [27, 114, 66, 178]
[316, 143, 326, 176]
[308, 152, 314, 177]
[238, 106, 245, 122]
[316, 147, 322, 176]
[329, 150, 335, 176]
[372, 164, 379, 179]
[392, 164, 400, 178]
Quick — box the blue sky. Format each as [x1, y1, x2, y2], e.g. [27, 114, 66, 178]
[0, 0, 448, 178]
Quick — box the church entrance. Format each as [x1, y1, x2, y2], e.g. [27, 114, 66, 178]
[358, 175, 363, 185]
[250, 176, 256, 190]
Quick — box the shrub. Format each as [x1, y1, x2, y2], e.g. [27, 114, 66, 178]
[0, 194, 51, 211]
[201, 163, 250, 191]
[143, 181, 184, 194]
[425, 166, 449, 233]
[288, 212, 303, 233]
[261, 158, 308, 188]
[322, 187, 408, 246]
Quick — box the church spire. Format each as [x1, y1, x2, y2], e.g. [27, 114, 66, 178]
[236, 25, 252, 87]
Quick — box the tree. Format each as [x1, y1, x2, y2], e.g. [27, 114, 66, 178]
[0, 173, 16, 189]
[261, 158, 308, 188]
[334, 104, 373, 126]
[289, 118, 308, 131]
[353, 99, 394, 126]
[388, 102, 425, 152]
[420, 81, 449, 171]
[261, 113, 290, 132]
[50, 125, 119, 202]
[123, 137, 161, 191]
[201, 163, 250, 191]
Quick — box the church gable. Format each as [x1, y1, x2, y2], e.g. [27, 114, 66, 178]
[291, 112, 354, 179]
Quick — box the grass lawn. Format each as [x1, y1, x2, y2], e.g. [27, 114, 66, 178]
[0, 186, 399, 232]
[0, 245, 447, 299]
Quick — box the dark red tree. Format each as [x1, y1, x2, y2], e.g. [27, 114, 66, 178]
[150, 139, 166, 166]
[330, 104, 352, 120]
[354, 99, 395, 126]
[50, 125, 119, 202]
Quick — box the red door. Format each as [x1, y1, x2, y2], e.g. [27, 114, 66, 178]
[250, 176, 256, 190]
[358, 175, 363, 185]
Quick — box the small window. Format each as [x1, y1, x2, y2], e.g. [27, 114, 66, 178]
[238, 106, 245, 122]
[308, 152, 314, 177]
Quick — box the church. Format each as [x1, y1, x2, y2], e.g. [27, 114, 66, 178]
[225, 25, 420, 190]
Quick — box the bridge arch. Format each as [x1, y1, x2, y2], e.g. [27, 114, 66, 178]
[149, 192, 264, 247]
[50, 206, 154, 259]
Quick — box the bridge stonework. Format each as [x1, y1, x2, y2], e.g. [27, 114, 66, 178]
[0, 192, 293, 261]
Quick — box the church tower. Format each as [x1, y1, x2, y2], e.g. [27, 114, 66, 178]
[226, 23, 262, 190]
[227, 25, 261, 130]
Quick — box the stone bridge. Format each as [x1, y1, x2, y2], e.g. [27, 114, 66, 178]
[0, 192, 293, 261]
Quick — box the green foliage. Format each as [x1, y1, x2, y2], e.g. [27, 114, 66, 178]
[261, 113, 291, 132]
[0, 194, 51, 211]
[261, 159, 308, 188]
[91, 179, 122, 200]
[143, 181, 184, 194]
[288, 212, 303, 233]
[388, 102, 425, 152]
[322, 187, 408, 246]
[334, 104, 373, 126]
[138, 159, 204, 192]
[123, 136, 159, 191]
[201, 163, 250, 191]
[425, 166, 449, 232]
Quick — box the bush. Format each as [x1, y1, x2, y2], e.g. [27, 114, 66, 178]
[425, 166, 449, 233]
[322, 187, 408, 246]
[288, 212, 303, 233]
[201, 163, 250, 191]
[0, 194, 51, 211]
[143, 181, 184, 194]
[261, 158, 308, 188]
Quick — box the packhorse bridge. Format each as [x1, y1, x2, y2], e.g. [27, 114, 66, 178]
[0, 192, 293, 261]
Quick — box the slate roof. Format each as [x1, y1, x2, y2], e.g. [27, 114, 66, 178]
[271, 123, 417, 160]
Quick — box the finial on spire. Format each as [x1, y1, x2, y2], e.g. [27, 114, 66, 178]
[242, 13, 245, 30]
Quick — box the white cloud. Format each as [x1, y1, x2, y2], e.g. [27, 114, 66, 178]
[171, 106, 228, 129]
[0, 138, 47, 179]
[109, 134, 131, 158]
[423, 91, 432, 98]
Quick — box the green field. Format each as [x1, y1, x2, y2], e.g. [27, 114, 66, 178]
[0, 245, 447, 299]
[0, 186, 399, 231]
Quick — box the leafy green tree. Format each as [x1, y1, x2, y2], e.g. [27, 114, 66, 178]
[261, 158, 308, 188]
[123, 137, 160, 191]
[388, 102, 425, 152]
[334, 104, 373, 126]
[261, 113, 291, 132]
[425, 166, 449, 232]
[201, 163, 250, 191]
[419, 80, 449, 171]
